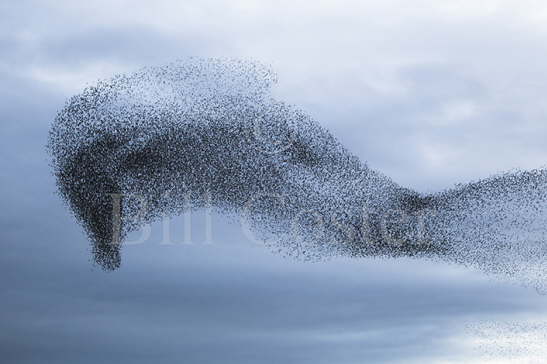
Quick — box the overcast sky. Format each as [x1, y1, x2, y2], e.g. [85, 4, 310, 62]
[2, 1, 547, 363]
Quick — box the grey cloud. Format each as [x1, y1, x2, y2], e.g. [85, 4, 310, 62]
[2, 1, 547, 363]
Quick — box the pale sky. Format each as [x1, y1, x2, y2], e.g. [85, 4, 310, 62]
[2, 1, 547, 363]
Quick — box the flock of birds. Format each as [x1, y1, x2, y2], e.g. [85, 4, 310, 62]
[48, 58, 547, 290]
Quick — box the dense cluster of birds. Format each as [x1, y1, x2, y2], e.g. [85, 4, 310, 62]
[48, 58, 547, 289]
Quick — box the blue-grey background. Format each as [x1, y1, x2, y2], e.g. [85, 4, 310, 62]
[2, 1, 547, 363]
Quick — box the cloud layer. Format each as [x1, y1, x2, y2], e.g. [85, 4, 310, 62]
[2, 1, 547, 363]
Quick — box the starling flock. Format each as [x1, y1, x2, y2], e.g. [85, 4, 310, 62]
[48, 58, 547, 290]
